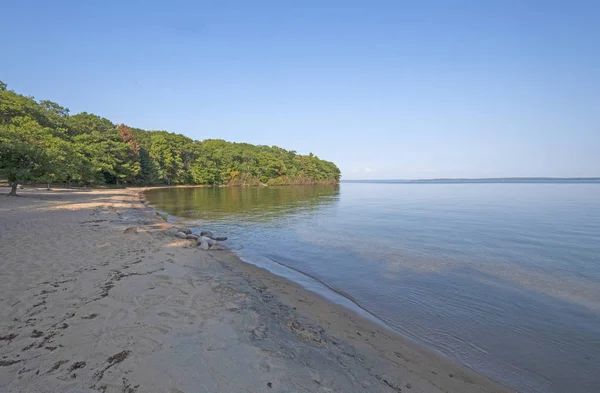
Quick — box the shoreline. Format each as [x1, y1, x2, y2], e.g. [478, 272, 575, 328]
[0, 187, 515, 393]
[140, 189, 412, 349]
[142, 194, 519, 392]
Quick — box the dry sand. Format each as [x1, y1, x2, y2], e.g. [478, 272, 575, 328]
[0, 187, 515, 393]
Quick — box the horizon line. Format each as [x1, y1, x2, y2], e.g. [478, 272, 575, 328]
[341, 177, 600, 182]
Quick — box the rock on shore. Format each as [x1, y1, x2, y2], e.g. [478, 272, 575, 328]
[165, 226, 227, 250]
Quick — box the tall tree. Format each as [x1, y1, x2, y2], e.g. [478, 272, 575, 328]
[0, 118, 53, 195]
[150, 134, 183, 185]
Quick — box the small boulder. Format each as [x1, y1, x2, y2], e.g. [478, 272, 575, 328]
[198, 239, 210, 250]
[214, 236, 228, 241]
[166, 227, 180, 236]
[200, 236, 217, 246]
[175, 227, 192, 235]
[123, 227, 138, 234]
[200, 231, 214, 239]
[186, 234, 199, 240]
[175, 231, 188, 239]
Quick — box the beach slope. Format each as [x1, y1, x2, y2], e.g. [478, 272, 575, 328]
[0, 188, 514, 393]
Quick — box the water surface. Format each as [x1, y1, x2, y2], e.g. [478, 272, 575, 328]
[146, 182, 600, 393]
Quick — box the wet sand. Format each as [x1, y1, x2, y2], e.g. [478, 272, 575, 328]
[0, 187, 515, 393]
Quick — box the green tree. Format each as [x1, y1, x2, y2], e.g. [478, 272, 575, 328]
[0, 118, 53, 195]
[150, 134, 184, 185]
[0, 81, 341, 191]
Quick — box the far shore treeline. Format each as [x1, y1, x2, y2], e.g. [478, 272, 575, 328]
[0, 81, 340, 195]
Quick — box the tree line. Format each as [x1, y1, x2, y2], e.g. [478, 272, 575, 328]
[0, 81, 340, 195]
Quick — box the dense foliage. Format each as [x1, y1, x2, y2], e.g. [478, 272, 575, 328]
[0, 81, 340, 194]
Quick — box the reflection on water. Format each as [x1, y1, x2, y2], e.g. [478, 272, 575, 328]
[145, 183, 600, 393]
[146, 185, 340, 222]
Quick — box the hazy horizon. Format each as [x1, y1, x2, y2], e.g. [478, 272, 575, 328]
[341, 177, 600, 181]
[2, 1, 598, 179]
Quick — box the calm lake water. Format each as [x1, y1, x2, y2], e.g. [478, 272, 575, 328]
[145, 181, 600, 393]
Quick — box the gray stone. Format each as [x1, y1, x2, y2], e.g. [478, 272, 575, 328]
[200, 231, 214, 239]
[175, 227, 192, 235]
[166, 227, 180, 235]
[175, 231, 188, 239]
[186, 234, 199, 240]
[200, 236, 217, 246]
[198, 239, 210, 250]
[214, 236, 228, 241]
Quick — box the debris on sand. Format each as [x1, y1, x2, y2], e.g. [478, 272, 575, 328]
[46, 360, 69, 373]
[0, 333, 18, 342]
[69, 361, 87, 371]
[93, 350, 131, 382]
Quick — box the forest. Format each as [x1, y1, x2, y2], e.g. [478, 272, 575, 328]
[0, 81, 340, 195]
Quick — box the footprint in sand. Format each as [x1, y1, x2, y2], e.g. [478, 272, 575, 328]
[157, 311, 177, 319]
[147, 325, 170, 335]
[259, 359, 271, 372]
[108, 308, 129, 322]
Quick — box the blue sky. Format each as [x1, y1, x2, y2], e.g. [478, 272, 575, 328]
[1, 1, 598, 179]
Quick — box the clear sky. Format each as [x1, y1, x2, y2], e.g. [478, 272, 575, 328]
[1, 1, 598, 179]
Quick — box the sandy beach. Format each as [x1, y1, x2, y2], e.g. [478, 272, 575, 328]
[0, 187, 515, 393]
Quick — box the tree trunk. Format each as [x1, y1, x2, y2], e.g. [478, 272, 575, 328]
[47, 182, 51, 190]
[7, 180, 20, 196]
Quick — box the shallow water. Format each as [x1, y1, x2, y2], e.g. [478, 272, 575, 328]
[145, 182, 600, 393]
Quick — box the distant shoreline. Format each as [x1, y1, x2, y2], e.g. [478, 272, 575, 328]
[343, 177, 600, 184]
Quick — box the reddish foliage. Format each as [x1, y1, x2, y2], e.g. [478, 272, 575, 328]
[118, 124, 140, 155]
